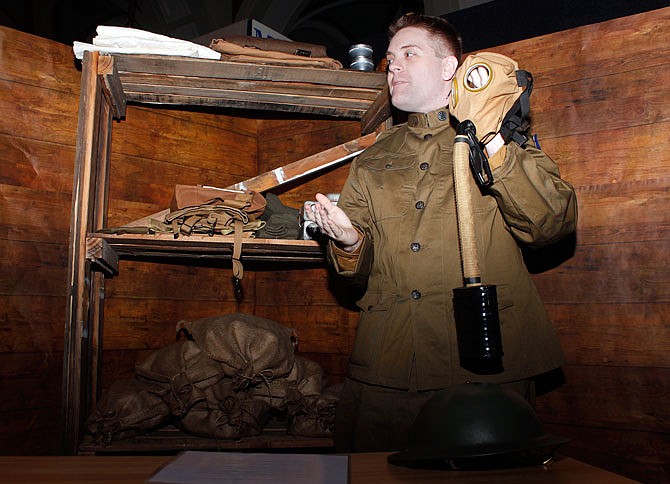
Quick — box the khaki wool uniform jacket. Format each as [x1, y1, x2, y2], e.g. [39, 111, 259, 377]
[328, 108, 577, 391]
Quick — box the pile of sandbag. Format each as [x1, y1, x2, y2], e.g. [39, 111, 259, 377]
[86, 313, 341, 445]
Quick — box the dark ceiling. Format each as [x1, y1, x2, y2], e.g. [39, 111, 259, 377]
[0, 0, 428, 60]
[1, 0, 667, 66]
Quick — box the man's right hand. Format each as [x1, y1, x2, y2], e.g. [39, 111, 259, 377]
[306, 193, 361, 251]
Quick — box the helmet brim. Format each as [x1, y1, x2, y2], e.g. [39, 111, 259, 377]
[388, 433, 570, 470]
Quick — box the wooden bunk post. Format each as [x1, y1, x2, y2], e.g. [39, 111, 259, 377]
[62, 50, 114, 454]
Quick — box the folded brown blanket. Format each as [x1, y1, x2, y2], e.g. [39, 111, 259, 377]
[221, 35, 328, 58]
[209, 38, 342, 69]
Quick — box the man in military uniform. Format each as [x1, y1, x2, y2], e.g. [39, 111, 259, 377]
[307, 14, 577, 452]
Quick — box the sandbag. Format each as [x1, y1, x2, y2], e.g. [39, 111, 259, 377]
[86, 378, 171, 445]
[135, 339, 227, 417]
[249, 354, 327, 410]
[177, 313, 297, 391]
[177, 379, 271, 440]
[287, 383, 342, 438]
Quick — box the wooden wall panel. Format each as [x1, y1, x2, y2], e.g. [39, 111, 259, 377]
[0, 27, 81, 94]
[492, 8, 670, 482]
[111, 106, 257, 177]
[0, 408, 61, 455]
[0, 295, 67, 353]
[532, 241, 670, 303]
[102, 298, 255, 350]
[0, 133, 76, 193]
[537, 365, 670, 432]
[0, 353, 62, 454]
[542, 424, 670, 484]
[0, 185, 72, 243]
[0, 79, 79, 146]
[0, 27, 83, 454]
[548, 303, 670, 368]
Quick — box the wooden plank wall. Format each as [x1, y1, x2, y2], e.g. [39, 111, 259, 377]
[0, 6, 668, 482]
[489, 9, 670, 483]
[0, 26, 81, 454]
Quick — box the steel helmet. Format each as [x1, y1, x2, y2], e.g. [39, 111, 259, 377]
[388, 383, 569, 470]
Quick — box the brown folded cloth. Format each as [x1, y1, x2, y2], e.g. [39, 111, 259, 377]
[222, 35, 328, 58]
[209, 38, 342, 69]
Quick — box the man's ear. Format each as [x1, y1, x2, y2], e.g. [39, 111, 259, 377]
[442, 56, 459, 81]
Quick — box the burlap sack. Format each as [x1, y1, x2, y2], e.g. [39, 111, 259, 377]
[177, 379, 271, 440]
[287, 383, 343, 438]
[449, 52, 528, 143]
[249, 354, 327, 410]
[135, 339, 227, 417]
[177, 313, 297, 391]
[86, 378, 171, 445]
[295, 356, 328, 397]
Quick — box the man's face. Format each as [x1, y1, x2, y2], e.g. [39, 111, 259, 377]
[386, 26, 457, 113]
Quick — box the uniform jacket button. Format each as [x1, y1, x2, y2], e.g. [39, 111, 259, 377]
[411, 290, 422, 300]
[415, 200, 425, 209]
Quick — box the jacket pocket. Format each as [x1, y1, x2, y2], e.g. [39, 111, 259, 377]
[350, 291, 396, 369]
[363, 153, 417, 221]
[495, 283, 514, 313]
[356, 290, 395, 313]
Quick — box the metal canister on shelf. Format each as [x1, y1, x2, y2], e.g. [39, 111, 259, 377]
[349, 44, 374, 71]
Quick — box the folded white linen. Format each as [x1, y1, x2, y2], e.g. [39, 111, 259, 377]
[72, 25, 221, 60]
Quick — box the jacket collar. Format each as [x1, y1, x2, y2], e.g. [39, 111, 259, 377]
[407, 108, 451, 130]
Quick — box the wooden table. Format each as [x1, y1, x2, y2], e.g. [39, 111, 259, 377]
[0, 453, 638, 483]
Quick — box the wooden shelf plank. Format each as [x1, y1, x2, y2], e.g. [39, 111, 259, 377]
[88, 233, 326, 264]
[112, 54, 387, 88]
[100, 54, 390, 131]
[121, 88, 371, 118]
[120, 72, 382, 100]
